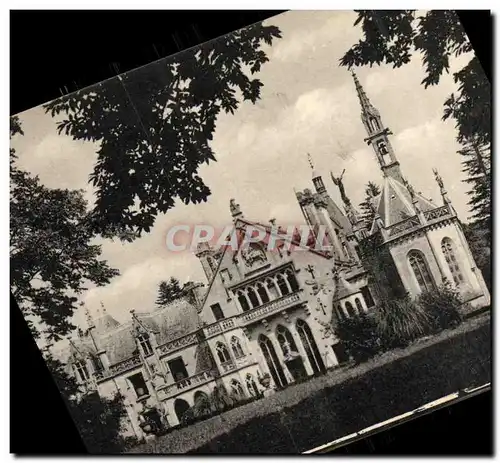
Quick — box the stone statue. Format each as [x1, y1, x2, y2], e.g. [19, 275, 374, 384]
[331, 169, 351, 206]
[433, 168, 444, 190]
[229, 198, 241, 216]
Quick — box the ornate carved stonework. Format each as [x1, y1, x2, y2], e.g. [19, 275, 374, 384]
[241, 245, 267, 269]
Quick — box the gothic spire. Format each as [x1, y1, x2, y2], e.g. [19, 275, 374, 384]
[351, 69, 404, 183]
[307, 153, 325, 193]
[351, 69, 376, 116]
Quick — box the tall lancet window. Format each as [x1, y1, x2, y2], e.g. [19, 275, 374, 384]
[408, 250, 435, 292]
[441, 238, 465, 286]
[138, 333, 153, 357]
[74, 360, 90, 382]
[369, 117, 380, 132]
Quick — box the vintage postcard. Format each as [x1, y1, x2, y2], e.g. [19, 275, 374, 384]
[10, 10, 491, 453]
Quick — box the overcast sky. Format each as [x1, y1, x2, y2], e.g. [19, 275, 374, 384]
[13, 10, 475, 330]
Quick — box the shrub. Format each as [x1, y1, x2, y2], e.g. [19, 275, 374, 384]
[375, 295, 434, 350]
[334, 312, 380, 363]
[417, 281, 463, 332]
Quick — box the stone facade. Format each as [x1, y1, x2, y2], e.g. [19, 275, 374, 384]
[55, 72, 490, 440]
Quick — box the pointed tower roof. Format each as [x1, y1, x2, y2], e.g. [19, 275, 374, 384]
[376, 176, 435, 228]
[308, 152, 320, 179]
[351, 69, 379, 116]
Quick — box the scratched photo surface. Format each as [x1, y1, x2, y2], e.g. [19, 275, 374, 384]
[10, 10, 491, 454]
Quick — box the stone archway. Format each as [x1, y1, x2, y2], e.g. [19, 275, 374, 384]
[174, 398, 190, 423]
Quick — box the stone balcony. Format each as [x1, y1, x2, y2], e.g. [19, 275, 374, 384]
[239, 291, 302, 325]
[202, 291, 304, 338]
[95, 355, 142, 382]
[385, 205, 453, 240]
[156, 370, 215, 399]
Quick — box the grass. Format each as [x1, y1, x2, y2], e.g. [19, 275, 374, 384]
[127, 314, 491, 454]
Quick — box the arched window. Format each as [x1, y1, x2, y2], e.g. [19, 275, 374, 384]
[377, 140, 389, 155]
[230, 336, 245, 359]
[246, 373, 260, 397]
[74, 360, 89, 382]
[276, 274, 290, 296]
[354, 298, 363, 314]
[285, 269, 300, 292]
[230, 379, 245, 400]
[441, 238, 465, 286]
[174, 398, 190, 423]
[336, 305, 344, 320]
[216, 342, 231, 364]
[258, 334, 287, 388]
[408, 250, 435, 292]
[137, 333, 153, 357]
[345, 301, 356, 318]
[257, 283, 270, 304]
[237, 291, 250, 312]
[370, 117, 380, 132]
[247, 287, 260, 308]
[266, 279, 280, 299]
[296, 319, 326, 374]
[276, 324, 298, 357]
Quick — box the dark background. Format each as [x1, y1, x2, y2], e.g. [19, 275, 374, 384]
[10, 10, 492, 455]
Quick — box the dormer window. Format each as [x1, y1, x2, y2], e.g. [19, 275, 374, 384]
[138, 333, 153, 357]
[74, 360, 90, 382]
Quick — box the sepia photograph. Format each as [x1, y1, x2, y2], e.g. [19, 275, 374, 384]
[10, 10, 491, 454]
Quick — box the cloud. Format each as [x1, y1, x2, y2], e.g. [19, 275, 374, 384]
[270, 11, 358, 63]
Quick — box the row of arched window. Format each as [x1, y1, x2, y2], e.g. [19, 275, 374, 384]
[408, 237, 465, 292]
[173, 374, 260, 422]
[216, 336, 245, 364]
[235, 269, 300, 312]
[334, 297, 365, 320]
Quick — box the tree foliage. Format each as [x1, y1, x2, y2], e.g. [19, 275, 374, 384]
[155, 277, 201, 307]
[458, 141, 491, 227]
[375, 295, 433, 350]
[10, 118, 119, 341]
[463, 221, 491, 291]
[359, 181, 380, 225]
[44, 23, 282, 236]
[46, 355, 130, 453]
[334, 312, 380, 363]
[417, 281, 464, 331]
[341, 10, 491, 224]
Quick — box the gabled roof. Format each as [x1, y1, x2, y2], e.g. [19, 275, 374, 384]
[59, 298, 202, 367]
[198, 217, 333, 311]
[325, 197, 353, 234]
[377, 176, 435, 228]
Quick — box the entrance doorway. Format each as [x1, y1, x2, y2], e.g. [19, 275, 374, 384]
[174, 398, 190, 423]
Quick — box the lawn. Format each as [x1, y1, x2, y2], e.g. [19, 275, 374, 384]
[127, 314, 491, 454]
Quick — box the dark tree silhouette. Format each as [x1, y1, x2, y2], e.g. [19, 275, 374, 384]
[340, 10, 491, 225]
[359, 181, 381, 225]
[156, 277, 201, 307]
[44, 23, 282, 237]
[156, 277, 185, 306]
[10, 117, 119, 341]
[458, 140, 491, 229]
[46, 355, 131, 453]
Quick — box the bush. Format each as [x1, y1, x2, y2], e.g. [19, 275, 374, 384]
[334, 312, 380, 363]
[375, 295, 434, 350]
[417, 282, 463, 332]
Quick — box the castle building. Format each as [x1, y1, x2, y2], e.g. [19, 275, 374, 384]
[53, 72, 490, 440]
